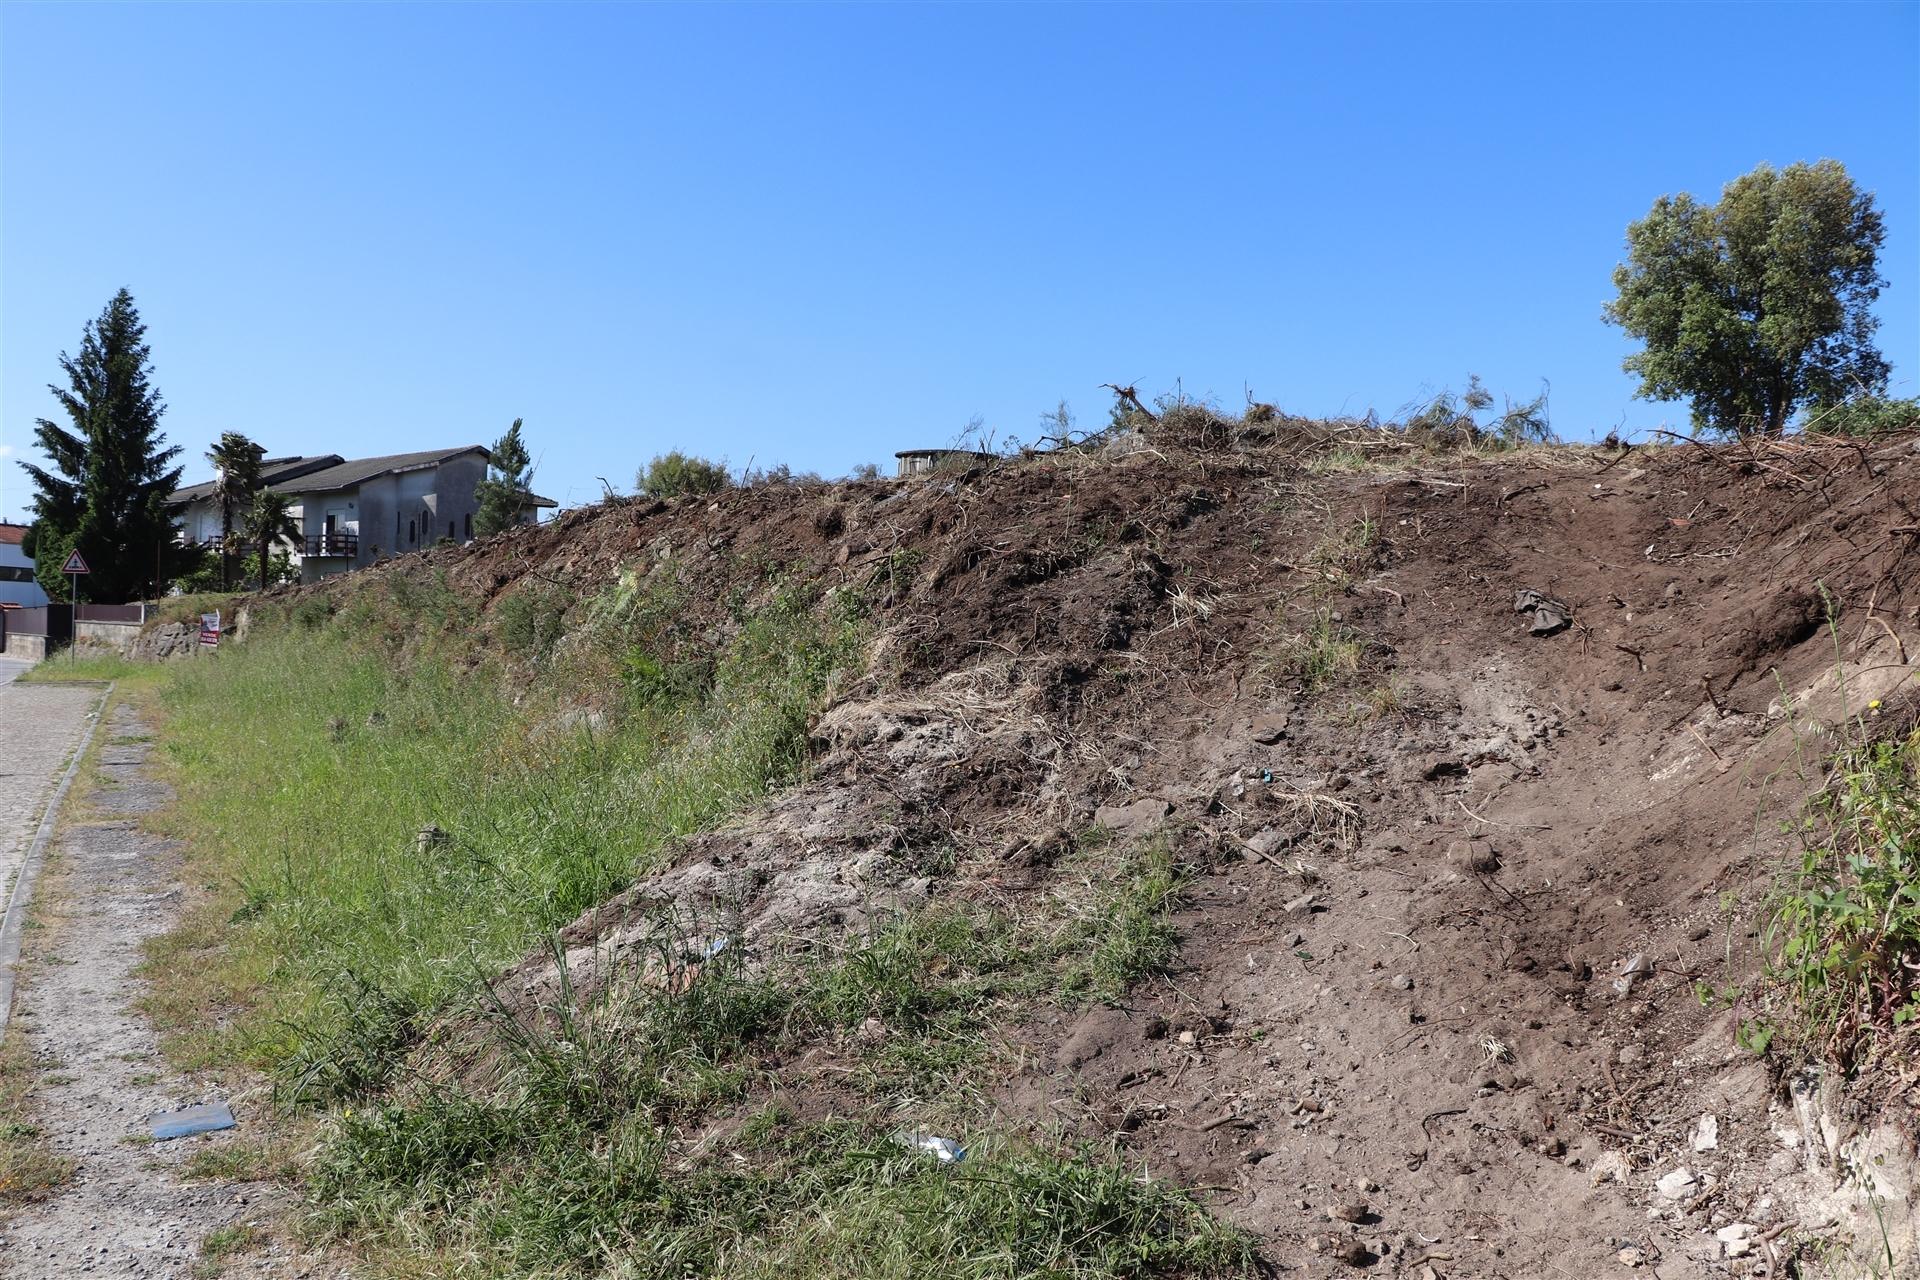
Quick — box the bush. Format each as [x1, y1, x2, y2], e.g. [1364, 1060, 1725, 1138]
[1400, 376, 1552, 451]
[740, 462, 824, 488]
[1807, 395, 1920, 438]
[171, 547, 292, 594]
[1765, 729, 1920, 1066]
[638, 451, 731, 499]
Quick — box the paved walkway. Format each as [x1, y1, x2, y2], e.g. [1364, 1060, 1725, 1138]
[0, 701, 325, 1278]
[0, 666, 100, 905]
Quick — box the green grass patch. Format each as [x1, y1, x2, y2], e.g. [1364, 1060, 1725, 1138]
[0, 1025, 74, 1206]
[1276, 607, 1365, 692]
[17, 652, 160, 685]
[199, 1220, 265, 1257]
[144, 569, 867, 1092]
[310, 909, 1247, 1280]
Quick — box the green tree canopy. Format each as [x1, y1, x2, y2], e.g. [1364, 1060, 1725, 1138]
[18, 289, 192, 599]
[241, 488, 301, 592]
[472, 418, 536, 538]
[207, 430, 265, 589]
[1604, 160, 1889, 437]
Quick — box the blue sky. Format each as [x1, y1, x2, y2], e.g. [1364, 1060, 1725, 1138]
[3, 2, 1915, 519]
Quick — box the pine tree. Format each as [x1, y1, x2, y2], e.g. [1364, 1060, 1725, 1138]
[472, 418, 536, 537]
[18, 290, 191, 600]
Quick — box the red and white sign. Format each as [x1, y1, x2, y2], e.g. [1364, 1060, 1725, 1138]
[199, 610, 221, 648]
[61, 548, 90, 575]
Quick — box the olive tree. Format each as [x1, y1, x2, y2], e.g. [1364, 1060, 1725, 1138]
[1604, 160, 1889, 436]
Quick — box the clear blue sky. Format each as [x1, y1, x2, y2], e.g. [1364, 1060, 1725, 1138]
[3, 2, 1916, 519]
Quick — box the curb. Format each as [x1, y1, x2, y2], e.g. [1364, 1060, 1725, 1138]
[0, 682, 112, 1045]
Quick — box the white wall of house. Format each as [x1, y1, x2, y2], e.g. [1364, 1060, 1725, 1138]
[0, 537, 49, 607]
[175, 449, 507, 587]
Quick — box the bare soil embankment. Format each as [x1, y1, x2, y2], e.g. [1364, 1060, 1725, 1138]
[278, 429, 1920, 1275]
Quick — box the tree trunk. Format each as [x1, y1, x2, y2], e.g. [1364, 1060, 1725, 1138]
[1765, 373, 1792, 436]
[259, 536, 269, 592]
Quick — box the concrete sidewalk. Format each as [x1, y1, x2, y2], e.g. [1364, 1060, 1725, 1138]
[0, 673, 99, 904]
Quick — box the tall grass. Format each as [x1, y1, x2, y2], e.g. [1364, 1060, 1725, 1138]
[148, 571, 866, 1081]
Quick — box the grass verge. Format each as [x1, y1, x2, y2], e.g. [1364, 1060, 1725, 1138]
[0, 1028, 73, 1207]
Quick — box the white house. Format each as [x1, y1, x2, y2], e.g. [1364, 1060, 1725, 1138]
[173, 446, 553, 584]
[0, 523, 51, 607]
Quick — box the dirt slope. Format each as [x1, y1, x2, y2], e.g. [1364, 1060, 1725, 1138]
[332, 431, 1920, 1276]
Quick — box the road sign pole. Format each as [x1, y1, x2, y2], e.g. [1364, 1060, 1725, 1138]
[59, 547, 92, 665]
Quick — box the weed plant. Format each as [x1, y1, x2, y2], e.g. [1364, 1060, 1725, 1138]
[1766, 727, 1920, 1067]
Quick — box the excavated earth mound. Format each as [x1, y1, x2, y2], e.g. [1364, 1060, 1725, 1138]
[322, 433, 1920, 1277]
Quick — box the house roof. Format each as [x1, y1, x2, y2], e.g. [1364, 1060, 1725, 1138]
[172, 454, 345, 504]
[0, 523, 26, 546]
[265, 446, 486, 495]
[172, 445, 557, 510]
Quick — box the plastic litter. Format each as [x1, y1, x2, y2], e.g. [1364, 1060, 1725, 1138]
[901, 1132, 966, 1164]
[151, 1101, 236, 1140]
[1613, 952, 1653, 996]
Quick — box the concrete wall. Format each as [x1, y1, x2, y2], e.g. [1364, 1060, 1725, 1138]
[434, 452, 487, 545]
[73, 620, 143, 655]
[0, 632, 48, 661]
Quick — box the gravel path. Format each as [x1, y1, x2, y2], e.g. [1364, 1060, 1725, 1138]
[0, 700, 323, 1279]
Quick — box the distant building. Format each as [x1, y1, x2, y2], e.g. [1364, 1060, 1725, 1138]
[0, 523, 50, 608]
[172, 446, 555, 584]
[894, 448, 995, 478]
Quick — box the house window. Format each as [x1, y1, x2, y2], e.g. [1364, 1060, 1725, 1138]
[409, 518, 416, 545]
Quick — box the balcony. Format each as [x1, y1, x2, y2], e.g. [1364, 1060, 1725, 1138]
[304, 532, 359, 558]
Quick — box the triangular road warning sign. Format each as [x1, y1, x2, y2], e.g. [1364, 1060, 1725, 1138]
[61, 548, 90, 574]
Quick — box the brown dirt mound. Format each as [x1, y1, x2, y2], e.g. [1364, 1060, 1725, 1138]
[363, 432, 1920, 1275]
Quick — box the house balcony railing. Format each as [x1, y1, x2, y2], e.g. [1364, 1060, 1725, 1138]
[304, 533, 359, 558]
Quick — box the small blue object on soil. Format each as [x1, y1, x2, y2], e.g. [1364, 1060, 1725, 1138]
[150, 1101, 236, 1140]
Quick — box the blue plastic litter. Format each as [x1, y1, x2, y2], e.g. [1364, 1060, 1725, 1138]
[150, 1101, 236, 1140]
